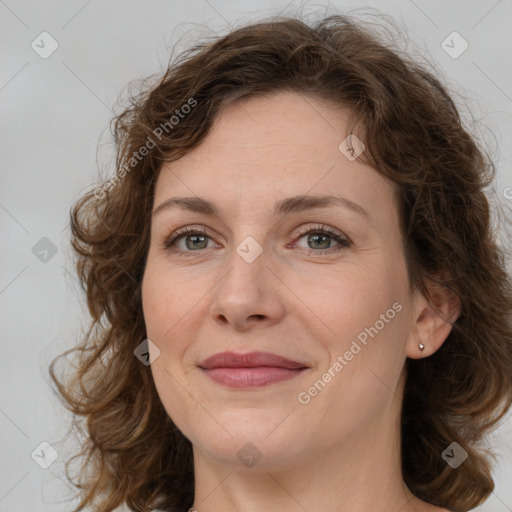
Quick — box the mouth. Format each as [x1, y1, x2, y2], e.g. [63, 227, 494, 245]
[198, 351, 309, 388]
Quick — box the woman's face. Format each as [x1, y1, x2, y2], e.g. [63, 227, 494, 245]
[142, 91, 418, 470]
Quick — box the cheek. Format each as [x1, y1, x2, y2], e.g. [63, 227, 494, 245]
[315, 264, 404, 342]
[142, 262, 202, 342]
[142, 267, 199, 432]
[142, 271, 169, 339]
[310, 285, 409, 426]
[142, 269, 187, 378]
[141, 260, 219, 395]
[313, 259, 410, 404]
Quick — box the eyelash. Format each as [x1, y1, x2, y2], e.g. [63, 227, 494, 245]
[162, 224, 351, 257]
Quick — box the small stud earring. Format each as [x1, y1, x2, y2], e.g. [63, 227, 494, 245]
[419, 343, 425, 352]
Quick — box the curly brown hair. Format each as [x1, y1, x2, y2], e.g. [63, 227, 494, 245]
[49, 11, 512, 512]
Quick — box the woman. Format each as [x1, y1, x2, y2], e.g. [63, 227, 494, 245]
[50, 12, 512, 512]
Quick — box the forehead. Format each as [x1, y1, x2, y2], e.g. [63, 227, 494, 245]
[154, 91, 395, 218]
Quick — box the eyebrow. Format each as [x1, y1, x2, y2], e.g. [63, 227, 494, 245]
[153, 194, 372, 222]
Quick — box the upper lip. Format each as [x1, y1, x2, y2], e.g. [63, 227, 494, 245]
[198, 351, 308, 369]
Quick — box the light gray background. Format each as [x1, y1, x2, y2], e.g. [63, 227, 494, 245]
[1, 1, 511, 511]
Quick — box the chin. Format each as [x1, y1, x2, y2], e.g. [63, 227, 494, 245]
[186, 412, 306, 470]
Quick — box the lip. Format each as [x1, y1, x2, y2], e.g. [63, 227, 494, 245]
[198, 351, 308, 388]
[199, 351, 307, 369]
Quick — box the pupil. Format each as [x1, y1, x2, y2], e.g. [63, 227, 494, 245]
[187, 235, 207, 250]
[310, 233, 329, 249]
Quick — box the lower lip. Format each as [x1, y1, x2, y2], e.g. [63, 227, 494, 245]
[200, 367, 306, 388]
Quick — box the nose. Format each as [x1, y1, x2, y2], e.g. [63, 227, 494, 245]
[208, 238, 285, 331]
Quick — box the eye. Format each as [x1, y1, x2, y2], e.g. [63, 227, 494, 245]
[291, 224, 351, 255]
[163, 226, 217, 255]
[162, 223, 351, 256]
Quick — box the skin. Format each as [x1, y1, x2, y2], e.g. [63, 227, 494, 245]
[141, 91, 459, 512]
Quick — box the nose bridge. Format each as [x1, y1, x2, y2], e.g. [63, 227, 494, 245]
[209, 231, 275, 327]
[223, 233, 267, 294]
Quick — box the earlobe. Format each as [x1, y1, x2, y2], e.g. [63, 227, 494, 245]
[406, 283, 461, 359]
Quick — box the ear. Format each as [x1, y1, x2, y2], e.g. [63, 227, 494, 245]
[406, 280, 461, 359]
